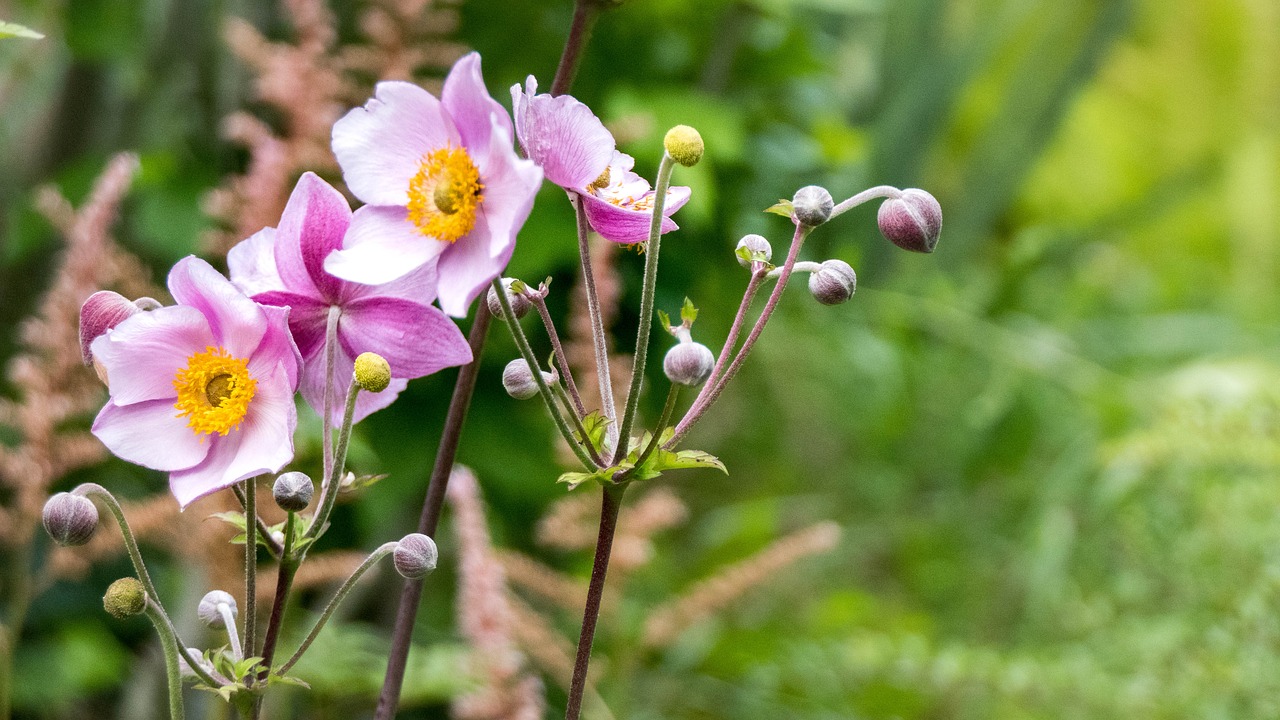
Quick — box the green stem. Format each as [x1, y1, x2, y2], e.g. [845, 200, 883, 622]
[306, 379, 360, 540]
[552, 382, 606, 467]
[613, 154, 676, 463]
[277, 543, 397, 675]
[257, 513, 297, 687]
[231, 484, 282, 559]
[144, 600, 186, 720]
[243, 479, 257, 662]
[321, 306, 341, 493]
[572, 195, 619, 448]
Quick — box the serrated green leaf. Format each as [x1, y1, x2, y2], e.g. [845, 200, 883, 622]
[574, 410, 612, 453]
[556, 470, 610, 490]
[765, 199, 794, 217]
[680, 298, 699, 325]
[656, 309, 672, 333]
[508, 279, 528, 294]
[267, 673, 311, 689]
[209, 511, 247, 532]
[0, 21, 43, 39]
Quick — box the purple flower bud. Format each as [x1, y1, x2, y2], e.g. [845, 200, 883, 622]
[877, 188, 942, 253]
[664, 341, 714, 387]
[42, 492, 99, 546]
[792, 186, 834, 227]
[808, 259, 857, 305]
[487, 278, 532, 321]
[104, 577, 147, 619]
[78, 291, 142, 365]
[394, 533, 439, 579]
[736, 234, 772, 268]
[197, 590, 237, 628]
[272, 472, 314, 512]
[502, 359, 553, 400]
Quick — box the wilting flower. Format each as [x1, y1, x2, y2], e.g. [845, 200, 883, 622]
[90, 257, 301, 508]
[325, 52, 543, 317]
[229, 172, 472, 426]
[510, 76, 691, 245]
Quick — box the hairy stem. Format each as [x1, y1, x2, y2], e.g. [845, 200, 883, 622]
[553, 382, 606, 467]
[618, 384, 678, 481]
[231, 484, 282, 559]
[829, 184, 901, 220]
[573, 195, 619, 448]
[550, 0, 602, 96]
[322, 306, 340, 494]
[306, 379, 360, 540]
[257, 513, 297, 684]
[565, 483, 627, 720]
[144, 600, 186, 720]
[531, 292, 587, 417]
[243, 478, 258, 668]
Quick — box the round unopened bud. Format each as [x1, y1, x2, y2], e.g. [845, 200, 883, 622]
[487, 278, 532, 321]
[42, 492, 99, 546]
[735, 234, 773, 268]
[272, 472, 314, 512]
[792, 185, 834, 227]
[394, 533, 439, 579]
[808, 259, 857, 305]
[502, 359, 553, 400]
[877, 188, 942, 253]
[79, 291, 142, 366]
[354, 352, 392, 393]
[197, 590, 237, 628]
[663, 125, 704, 167]
[664, 341, 715, 387]
[104, 577, 147, 619]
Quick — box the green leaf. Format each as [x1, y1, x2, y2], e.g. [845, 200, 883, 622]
[340, 473, 388, 494]
[765, 199, 794, 217]
[556, 470, 611, 490]
[0, 21, 44, 39]
[209, 511, 247, 532]
[736, 244, 773, 269]
[656, 309, 673, 333]
[267, 673, 311, 689]
[680, 298, 699, 326]
[574, 410, 611, 453]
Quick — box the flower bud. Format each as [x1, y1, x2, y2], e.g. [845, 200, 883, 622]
[808, 259, 857, 305]
[394, 533, 439, 579]
[42, 492, 98, 546]
[354, 352, 392, 393]
[663, 125, 704, 167]
[104, 577, 147, 619]
[663, 341, 715, 387]
[79, 291, 140, 365]
[735, 234, 772, 268]
[502, 359, 553, 400]
[487, 278, 532, 321]
[272, 471, 314, 512]
[792, 185, 833, 227]
[197, 590, 237, 629]
[877, 188, 942, 253]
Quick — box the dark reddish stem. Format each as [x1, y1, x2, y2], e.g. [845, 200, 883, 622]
[550, 0, 602, 97]
[565, 483, 626, 720]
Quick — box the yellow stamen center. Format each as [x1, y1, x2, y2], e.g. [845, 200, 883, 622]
[173, 347, 256, 436]
[406, 145, 483, 243]
[589, 168, 611, 190]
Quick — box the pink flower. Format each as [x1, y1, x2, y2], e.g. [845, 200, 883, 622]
[325, 53, 543, 317]
[510, 76, 691, 245]
[90, 257, 302, 508]
[228, 172, 472, 426]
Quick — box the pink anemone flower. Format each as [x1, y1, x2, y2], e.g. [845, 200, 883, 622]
[510, 76, 691, 245]
[228, 172, 472, 426]
[325, 52, 543, 318]
[89, 257, 302, 508]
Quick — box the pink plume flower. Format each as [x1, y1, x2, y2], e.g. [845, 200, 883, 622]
[325, 52, 543, 318]
[228, 172, 473, 426]
[90, 257, 302, 508]
[510, 76, 691, 245]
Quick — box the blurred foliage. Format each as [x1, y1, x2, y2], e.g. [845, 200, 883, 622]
[3, 0, 1280, 718]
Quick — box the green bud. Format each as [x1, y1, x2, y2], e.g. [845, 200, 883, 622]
[663, 125, 704, 167]
[354, 352, 392, 393]
[104, 577, 146, 619]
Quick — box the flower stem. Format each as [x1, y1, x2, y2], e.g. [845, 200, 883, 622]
[278, 543, 397, 675]
[698, 269, 766, 402]
[374, 304, 492, 720]
[550, 0, 602, 96]
[617, 384, 678, 481]
[829, 184, 901, 220]
[613, 154, 675, 463]
[231, 484, 282, 559]
[565, 483, 627, 720]
[321, 306, 341, 490]
[553, 382, 606, 467]
[257, 513, 297, 685]
[573, 195, 619, 449]
[306, 379, 361, 540]
[144, 599, 186, 720]
[494, 278, 601, 469]
[530, 292, 587, 417]
[243, 478, 257, 663]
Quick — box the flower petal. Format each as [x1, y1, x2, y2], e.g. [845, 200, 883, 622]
[90, 305, 214, 405]
[227, 227, 285, 298]
[167, 256, 267, 359]
[275, 172, 352, 302]
[475, 115, 542, 258]
[92, 399, 209, 472]
[442, 52, 512, 157]
[325, 205, 446, 286]
[332, 81, 460, 207]
[250, 291, 330, 360]
[579, 185, 691, 244]
[344, 260, 439, 305]
[339, 297, 471, 378]
[510, 76, 615, 189]
[169, 363, 297, 508]
[247, 303, 302, 391]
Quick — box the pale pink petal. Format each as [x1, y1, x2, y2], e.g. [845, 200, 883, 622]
[169, 363, 297, 508]
[435, 220, 510, 318]
[92, 399, 209, 472]
[325, 205, 446, 286]
[90, 305, 213, 405]
[442, 52, 512, 157]
[167, 257, 267, 359]
[474, 116, 542, 258]
[510, 76, 614, 189]
[342, 260, 439, 305]
[275, 172, 351, 302]
[333, 82, 460, 207]
[247, 303, 302, 391]
[339, 297, 471, 378]
[227, 227, 285, 298]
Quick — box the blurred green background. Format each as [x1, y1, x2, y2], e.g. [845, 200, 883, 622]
[3, 0, 1280, 718]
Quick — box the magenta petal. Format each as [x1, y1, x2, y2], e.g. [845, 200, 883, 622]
[325, 206, 446, 286]
[339, 297, 471, 378]
[253, 291, 330, 359]
[168, 363, 297, 508]
[275, 172, 352, 302]
[580, 192, 665, 244]
[442, 52, 512, 156]
[247, 303, 302, 391]
[663, 185, 692, 217]
[227, 227, 285, 298]
[510, 76, 615, 189]
[80, 290, 144, 364]
[167, 257, 267, 359]
[92, 399, 209, 472]
[91, 305, 213, 405]
[332, 81, 460, 207]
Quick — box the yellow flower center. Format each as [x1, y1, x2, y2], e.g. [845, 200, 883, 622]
[173, 347, 256, 436]
[406, 145, 483, 243]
